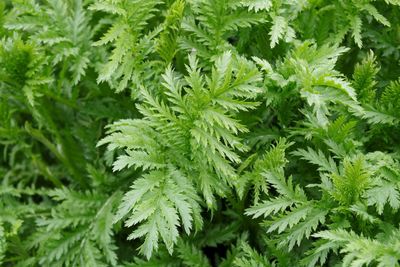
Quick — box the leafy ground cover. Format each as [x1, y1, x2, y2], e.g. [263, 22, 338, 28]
[1, 0, 400, 266]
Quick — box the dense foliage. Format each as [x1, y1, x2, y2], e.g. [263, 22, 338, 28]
[1, 0, 400, 266]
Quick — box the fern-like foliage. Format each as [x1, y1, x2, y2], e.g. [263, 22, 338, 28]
[31, 188, 120, 267]
[314, 228, 400, 267]
[352, 51, 379, 103]
[380, 79, 400, 116]
[294, 0, 398, 48]
[331, 156, 371, 206]
[238, 138, 292, 202]
[98, 51, 262, 258]
[247, 145, 400, 266]
[256, 41, 358, 128]
[90, 0, 163, 93]
[245, 143, 327, 251]
[2, 0, 400, 266]
[232, 239, 272, 267]
[350, 52, 400, 125]
[6, 0, 96, 87]
[156, 0, 185, 64]
[180, 0, 265, 59]
[0, 35, 51, 105]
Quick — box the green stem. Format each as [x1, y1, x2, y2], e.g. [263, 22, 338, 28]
[25, 122, 87, 187]
[42, 90, 78, 109]
[31, 154, 63, 188]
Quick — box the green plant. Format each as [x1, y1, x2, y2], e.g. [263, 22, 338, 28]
[1, 0, 400, 266]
